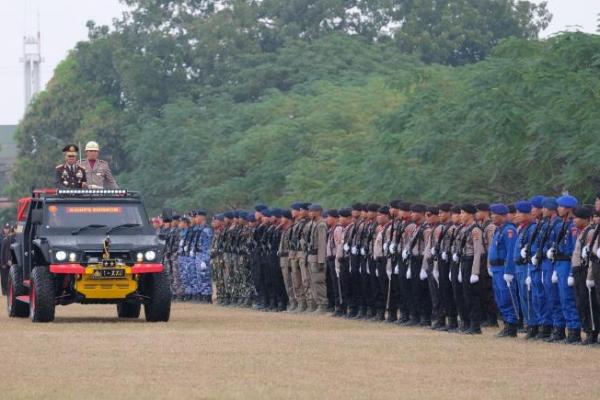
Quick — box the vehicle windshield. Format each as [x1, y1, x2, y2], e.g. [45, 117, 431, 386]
[44, 202, 149, 231]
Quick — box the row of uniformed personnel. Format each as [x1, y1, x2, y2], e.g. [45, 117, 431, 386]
[210, 194, 600, 345]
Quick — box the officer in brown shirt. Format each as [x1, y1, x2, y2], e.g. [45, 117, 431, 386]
[307, 204, 328, 313]
[78, 141, 118, 189]
[476, 202, 499, 327]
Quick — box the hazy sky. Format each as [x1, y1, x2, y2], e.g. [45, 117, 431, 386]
[1, 0, 598, 124]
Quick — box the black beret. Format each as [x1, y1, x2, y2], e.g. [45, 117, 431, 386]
[399, 202, 412, 212]
[327, 209, 339, 218]
[438, 203, 453, 212]
[390, 199, 403, 209]
[271, 208, 283, 218]
[339, 208, 352, 217]
[181, 216, 191, 224]
[367, 203, 380, 212]
[461, 204, 477, 214]
[378, 206, 390, 214]
[282, 210, 293, 220]
[255, 204, 268, 212]
[352, 203, 363, 211]
[427, 206, 439, 215]
[410, 203, 427, 213]
[172, 215, 181, 221]
[195, 209, 207, 216]
[574, 207, 592, 219]
[451, 205, 462, 214]
[300, 202, 312, 210]
[507, 204, 516, 214]
[475, 202, 489, 212]
[362, 204, 369, 212]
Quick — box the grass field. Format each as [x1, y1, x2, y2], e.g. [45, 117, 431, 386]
[0, 299, 598, 400]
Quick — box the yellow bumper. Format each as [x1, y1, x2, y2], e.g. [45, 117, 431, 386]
[74, 265, 138, 299]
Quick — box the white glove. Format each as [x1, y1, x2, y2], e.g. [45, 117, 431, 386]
[360, 248, 366, 256]
[487, 267, 492, 277]
[546, 248, 555, 260]
[433, 269, 439, 282]
[452, 253, 459, 263]
[389, 243, 396, 254]
[551, 270, 558, 283]
[567, 276, 574, 287]
[383, 243, 389, 253]
[582, 245, 590, 260]
[525, 276, 532, 288]
[375, 267, 379, 277]
[430, 247, 437, 256]
[402, 249, 409, 260]
[184, 245, 189, 253]
[458, 269, 462, 283]
[366, 264, 370, 275]
[531, 255, 538, 266]
[335, 265, 340, 277]
[343, 243, 349, 252]
[470, 274, 479, 284]
[596, 248, 600, 260]
[394, 264, 400, 274]
[189, 250, 195, 257]
[419, 269, 428, 280]
[449, 271, 452, 281]
[586, 279, 595, 289]
[406, 268, 412, 280]
[503, 273, 514, 286]
[441, 252, 448, 261]
[386, 265, 392, 277]
[520, 248, 527, 260]
[351, 246, 358, 255]
[200, 261, 207, 270]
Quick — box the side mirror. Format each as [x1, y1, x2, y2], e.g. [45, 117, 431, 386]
[31, 209, 44, 225]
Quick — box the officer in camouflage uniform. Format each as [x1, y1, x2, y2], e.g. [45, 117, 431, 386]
[211, 214, 225, 304]
[193, 209, 213, 302]
[169, 215, 184, 300]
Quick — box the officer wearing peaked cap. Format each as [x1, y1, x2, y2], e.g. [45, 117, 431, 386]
[55, 145, 87, 189]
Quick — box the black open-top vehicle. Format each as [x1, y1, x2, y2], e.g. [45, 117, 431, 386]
[7, 189, 170, 322]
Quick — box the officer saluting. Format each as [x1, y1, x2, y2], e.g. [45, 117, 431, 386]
[78, 141, 118, 189]
[55, 144, 87, 189]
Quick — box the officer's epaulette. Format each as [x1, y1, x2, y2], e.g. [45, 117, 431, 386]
[55, 164, 64, 169]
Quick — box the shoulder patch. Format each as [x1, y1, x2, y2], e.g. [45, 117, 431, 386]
[507, 228, 515, 239]
[571, 227, 579, 237]
[55, 164, 63, 169]
[471, 229, 481, 240]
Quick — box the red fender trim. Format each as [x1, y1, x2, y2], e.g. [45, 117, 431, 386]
[50, 264, 85, 274]
[131, 263, 164, 274]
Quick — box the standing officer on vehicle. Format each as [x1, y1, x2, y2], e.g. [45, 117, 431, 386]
[55, 144, 87, 189]
[78, 141, 119, 189]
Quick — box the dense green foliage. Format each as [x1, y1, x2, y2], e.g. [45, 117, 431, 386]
[9, 0, 600, 215]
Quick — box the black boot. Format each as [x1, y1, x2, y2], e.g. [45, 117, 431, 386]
[446, 317, 459, 332]
[375, 310, 385, 322]
[386, 309, 398, 323]
[535, 325, 552, 340]
[459, 320, 471, 333]
[581, 331, 598, 345]
[403, 317, 420, 327]
[419, 317, 432, 328]
[397, 313, 410, 325]
[346, 307, 358, 319]
[465, 321, 482, 335]
[566, 329, 582, 345]
[496, 322, 518, 338]
[367, 307, 378, 320]
[525, 325, 539, 340]
[544, 327, 566, 343]
[354, 307, 367, 320]
[432, 317, 446, 331]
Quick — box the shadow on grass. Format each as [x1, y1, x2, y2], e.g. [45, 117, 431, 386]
[52, 317, 148, 324]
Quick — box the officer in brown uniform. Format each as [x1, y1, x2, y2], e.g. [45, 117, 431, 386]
[279, 210, 295, 311]
[78, 141, 119, 189]
[307, 204, 328, 313]
[476, 203, 499, 327]
[55, 144, 87, 189]
[422, 206, 441, 329]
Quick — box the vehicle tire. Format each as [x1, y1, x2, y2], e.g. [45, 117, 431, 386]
[7, 265, 28, 318]
[143, 271, 171, 322]
[117, 302, 141, 318]
[30, 267, 55, 323]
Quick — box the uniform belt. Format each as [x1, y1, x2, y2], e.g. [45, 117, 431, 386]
[280, 252, 289, 257]
[489, 259, 505, 267]
[554, 255, 570, 262]
[307, 250, 317, 256]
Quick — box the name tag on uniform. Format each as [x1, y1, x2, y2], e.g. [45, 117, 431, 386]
[96, 172, 102, 176]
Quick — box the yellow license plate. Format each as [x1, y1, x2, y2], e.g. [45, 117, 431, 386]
[91, 268, 126, 279]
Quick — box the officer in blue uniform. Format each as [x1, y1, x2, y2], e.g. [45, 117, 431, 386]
[532, 197, 564, 342]
[178, 216, 194, 301]
[193, 209, 214, 303]
[512, 200, 538, 339]
[488, 204, 519, 337]
[547, 195, 582, 343]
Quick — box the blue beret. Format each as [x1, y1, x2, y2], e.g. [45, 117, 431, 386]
[529, 195, 544, 209]
[255, 204, 268, 212]
[246, 214, 256, 223]
[515, 201, 532, 214]
[542, 197, 558, 210]
[195, 209, 207, 216]
[301, 202, 312, 210]
[321, 211, 328, 218]
[271, 208, 283, 218]
[262, 209, 272, 218]
[557, 195, 578, 209]
[309, 204, 323, 212]
[489, 203, 509, 215]
[290, 202, 302, 210]
[215, 213, 225, 221]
